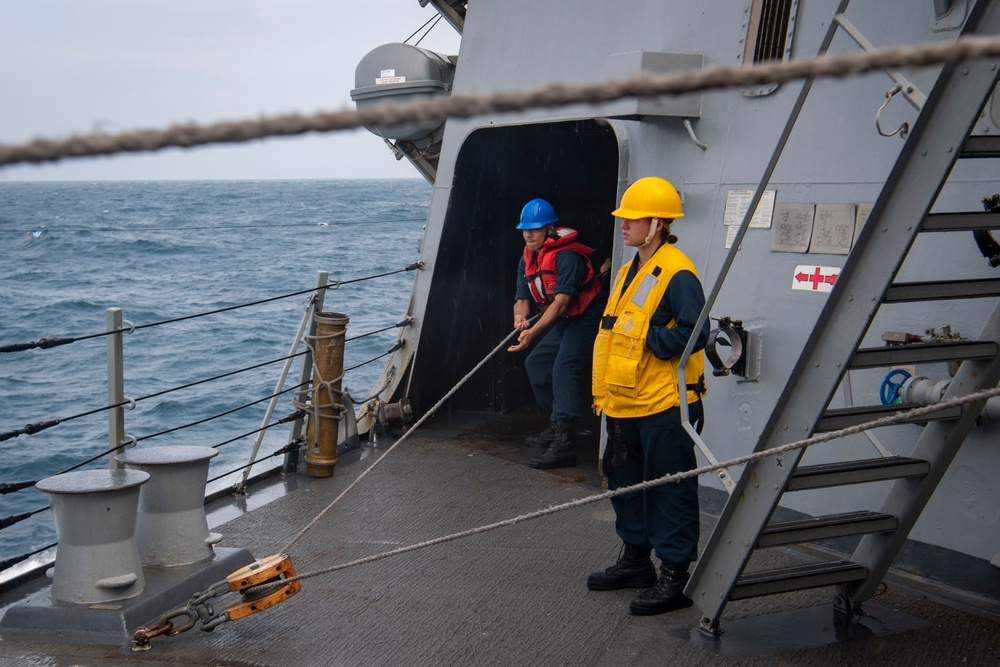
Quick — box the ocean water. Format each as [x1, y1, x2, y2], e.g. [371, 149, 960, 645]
[0, 179, 430, 571]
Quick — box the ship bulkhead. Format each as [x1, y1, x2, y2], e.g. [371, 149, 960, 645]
[375, 0, 1000, 591]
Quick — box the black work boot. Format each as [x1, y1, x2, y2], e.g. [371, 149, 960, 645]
[525, 422, 557, 448]
[587, 543, 656, 591]
[629, 561, 693, 615]
[527, 421, 577, 469]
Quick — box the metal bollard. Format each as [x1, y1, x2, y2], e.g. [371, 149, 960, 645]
[35, 469, 149, 605]
[115, 445, 222, 567]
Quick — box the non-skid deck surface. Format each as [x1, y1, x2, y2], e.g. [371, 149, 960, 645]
[0, 413, 996, 666]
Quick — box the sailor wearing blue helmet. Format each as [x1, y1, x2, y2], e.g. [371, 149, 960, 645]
[508, 198, 605, 469]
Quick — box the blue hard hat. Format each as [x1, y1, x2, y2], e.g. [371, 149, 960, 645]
[516, 198, 558, 229]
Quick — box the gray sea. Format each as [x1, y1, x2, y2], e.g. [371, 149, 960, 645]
[0, 179, 430, 573]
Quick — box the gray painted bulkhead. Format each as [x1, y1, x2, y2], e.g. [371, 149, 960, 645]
[378, 0, 1000, 562]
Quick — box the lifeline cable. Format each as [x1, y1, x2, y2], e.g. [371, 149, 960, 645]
[132, 383, 310, 444]
[0, 263, 422, 355]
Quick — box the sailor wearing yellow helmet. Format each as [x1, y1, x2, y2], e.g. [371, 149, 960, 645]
[587, 176, 709, 616]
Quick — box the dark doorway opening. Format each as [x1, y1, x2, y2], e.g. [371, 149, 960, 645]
[410, 119, 619, 417]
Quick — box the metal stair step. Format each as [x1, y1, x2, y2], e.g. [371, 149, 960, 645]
[849, 340, 997, 369]
[786, 456, 929, 491]
[922, 211, 1000, 232]
[883, 278, 1000, 303]
[757, 511, 898, 548]
[959, 134, 1000, 158]
[816, 403, 962, 432]
[731, 560, 868, 600]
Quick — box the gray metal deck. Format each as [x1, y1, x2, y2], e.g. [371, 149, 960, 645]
[0, 413, 997, 666]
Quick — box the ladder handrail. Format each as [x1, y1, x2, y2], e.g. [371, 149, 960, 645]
[687, 0, 1000, 632]
[677, 0, 855, 491]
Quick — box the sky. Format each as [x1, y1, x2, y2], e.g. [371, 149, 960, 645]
[0, 0, 462, 181]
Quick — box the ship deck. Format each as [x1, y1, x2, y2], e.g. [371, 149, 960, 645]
[1, 411, 997, 666]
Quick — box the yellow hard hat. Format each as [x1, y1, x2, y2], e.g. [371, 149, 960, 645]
[612, 177, 684, 219]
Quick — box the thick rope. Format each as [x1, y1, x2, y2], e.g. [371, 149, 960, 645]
[260, 383, 1000, 591]
[281, 321, 531, 553]
[3, 36, 1000, 167]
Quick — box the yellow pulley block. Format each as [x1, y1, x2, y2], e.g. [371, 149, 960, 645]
[224, 552, 301, 621]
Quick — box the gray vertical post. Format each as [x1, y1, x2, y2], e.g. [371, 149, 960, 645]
[107, 308, 125, 471]
[284, 271, 328, 472]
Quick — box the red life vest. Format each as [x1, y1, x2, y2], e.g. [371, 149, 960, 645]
[523, 227, 602, 317]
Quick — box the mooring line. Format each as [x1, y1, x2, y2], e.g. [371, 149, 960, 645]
[261, 383, 1000, 592]
[3, 36, 1000, 167]
[280, 317, 536, 553]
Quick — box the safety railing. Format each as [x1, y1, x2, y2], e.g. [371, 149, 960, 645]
[0, 263, 421, 583]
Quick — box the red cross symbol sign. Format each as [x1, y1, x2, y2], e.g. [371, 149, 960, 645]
[792, 265, 841, 293]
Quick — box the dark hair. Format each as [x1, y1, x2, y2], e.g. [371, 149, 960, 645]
[656, 218, 678, 245]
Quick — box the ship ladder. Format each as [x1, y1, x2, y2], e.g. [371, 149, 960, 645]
[688, 0, 1000, 635]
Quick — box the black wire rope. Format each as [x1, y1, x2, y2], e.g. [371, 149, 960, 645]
[0, 541, 57, 573]
[344, 342, 405, 372]
[404, 12, 440, 43]
[209, 411, 305, 451]
[0, 398, 133, 443]
[15, 408, 302, 484]
[1, 352, 308, 443]
[7, 218, 425, 233]
[133, 351, 308, 403]
[206, 442, 298, 484]
[0, 506, 48, 531]
[54, 443, 131, 476]
[345, 317, 413, 343]
[2, 313, 412, 442]
[0, 262, 422, 354]
[0, 480, 37, 495]
[414, 14, 443, 47]
[133, 380, 310, 444]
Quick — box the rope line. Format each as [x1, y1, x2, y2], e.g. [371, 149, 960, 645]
[262, 384, 1000, 591]
[280, 320, 532, 554]
[2, 36, 1000, 167]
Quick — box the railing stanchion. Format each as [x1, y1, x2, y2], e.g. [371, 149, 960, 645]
[107, 308, 126, 471]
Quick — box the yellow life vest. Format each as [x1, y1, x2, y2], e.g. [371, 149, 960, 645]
[592, 243, 706, 418]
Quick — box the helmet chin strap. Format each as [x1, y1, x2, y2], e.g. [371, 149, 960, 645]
[640, 217, 660, 247]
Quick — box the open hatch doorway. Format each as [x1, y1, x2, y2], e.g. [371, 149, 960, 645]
[410, 119, 621, 421]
